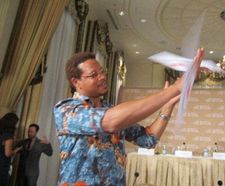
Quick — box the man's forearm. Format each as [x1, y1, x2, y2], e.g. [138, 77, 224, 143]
[102, 84, 180, 133]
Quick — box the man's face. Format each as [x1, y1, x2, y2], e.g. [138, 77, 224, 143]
[72, 59, 108, 97]
[28, 126, 37, 139]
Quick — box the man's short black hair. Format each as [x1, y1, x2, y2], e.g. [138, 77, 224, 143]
[29, 123, 39, 132]
[65, 52, 96, 81]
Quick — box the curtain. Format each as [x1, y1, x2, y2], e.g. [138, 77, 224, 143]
[0, 0, 69, 116]
[0, 0, 20, 73]
[37, 10, 76, 186]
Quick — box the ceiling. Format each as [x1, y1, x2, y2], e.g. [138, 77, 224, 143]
[89, 0, 225, 64]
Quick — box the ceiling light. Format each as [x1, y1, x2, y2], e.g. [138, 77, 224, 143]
[209, 51, 214, 54]
[119, 11, 125, 16]
[140, 19, 147, 23]
[135, 51, 140, 54]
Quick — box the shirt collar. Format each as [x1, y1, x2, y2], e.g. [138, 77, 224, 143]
[73, 92, 89, 102]
[73, 92, 109, 107]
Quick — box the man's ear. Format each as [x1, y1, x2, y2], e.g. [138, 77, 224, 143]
[70, 78, 80, 89]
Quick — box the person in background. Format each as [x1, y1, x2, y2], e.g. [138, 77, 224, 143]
[0, 112, 19, 186]
[54, 49, 204, 186]
[16, 123, 53, 186]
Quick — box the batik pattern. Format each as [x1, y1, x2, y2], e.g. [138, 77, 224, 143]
[54, 93, 158, 186]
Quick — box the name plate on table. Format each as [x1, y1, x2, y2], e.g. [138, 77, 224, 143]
[213, 152, 225, 160]
[138, 148, 155, 155]
[174, 150, 193, 158]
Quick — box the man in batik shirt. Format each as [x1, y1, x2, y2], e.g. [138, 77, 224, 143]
[54, 51, 204, 186]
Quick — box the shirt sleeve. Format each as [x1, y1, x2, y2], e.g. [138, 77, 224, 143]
[124, 124, 158, 148]
[41, 143, 53, 156]
[54, 99, 108, 136]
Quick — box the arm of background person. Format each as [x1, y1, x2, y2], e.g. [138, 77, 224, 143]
[40, 136, 53, 156]
[4, 139, 14, 157]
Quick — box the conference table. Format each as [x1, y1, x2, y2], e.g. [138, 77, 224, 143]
[126, 152, 225, 186]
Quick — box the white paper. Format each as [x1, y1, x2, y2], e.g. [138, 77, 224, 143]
[148, 51, 224, 73]
[213, 152, 225, 160]
[181, 11, 206, 58]
[174, 150, 193, 158]
[137, 148, 155, 155]
[148, 51, 191, 71]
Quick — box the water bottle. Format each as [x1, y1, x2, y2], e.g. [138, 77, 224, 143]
[162, 145, 167, 155]
[203, 148, 209, 157]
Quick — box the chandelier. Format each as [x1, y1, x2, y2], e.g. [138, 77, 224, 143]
[208, 56, 225, 81]
[216, 56, 225, 71]
[165, 57, 225, 86]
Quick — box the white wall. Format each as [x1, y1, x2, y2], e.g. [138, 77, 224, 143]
[125, 62, 165, 88]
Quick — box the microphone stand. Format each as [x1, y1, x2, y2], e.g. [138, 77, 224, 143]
[133, 172, 139, 186]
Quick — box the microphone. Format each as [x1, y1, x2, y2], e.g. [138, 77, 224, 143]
[133, 171, 139, 186]
[218, 180, 223, 186]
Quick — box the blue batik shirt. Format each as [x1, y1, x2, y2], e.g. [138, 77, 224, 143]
[54, 92, 158, 186]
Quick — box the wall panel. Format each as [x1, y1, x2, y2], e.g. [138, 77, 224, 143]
[119, 87, 225, 155]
